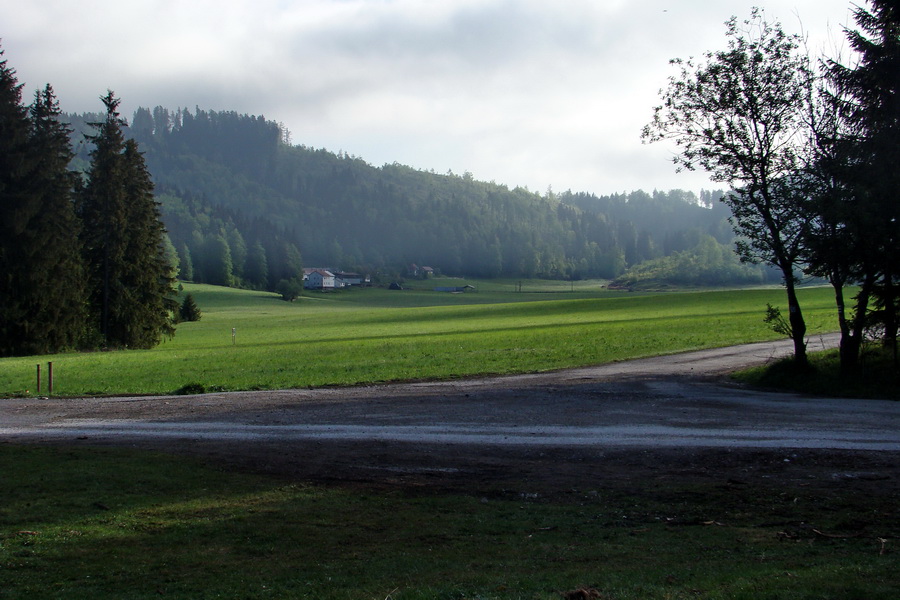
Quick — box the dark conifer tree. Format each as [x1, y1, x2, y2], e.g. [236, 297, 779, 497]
[0, 52, 85, 355]
[78, 91, 128, 344]
[244, 242, 268, 289]
[179, 293, 201, 322]
[79, 91, 175, 348]
[823, 0, 900, 364]
[0, 47, 34, 355]
[179, 242, 194, 281]
[119, 138, 177, 346]
[17, 85, 87, 354]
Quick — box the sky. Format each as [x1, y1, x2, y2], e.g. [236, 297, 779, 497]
[2, 0, 856, 197]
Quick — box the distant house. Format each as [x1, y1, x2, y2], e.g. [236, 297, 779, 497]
[408, 264, 435, 278]
[304, 269, 336, 290]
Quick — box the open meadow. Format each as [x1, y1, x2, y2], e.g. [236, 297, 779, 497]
[3, 282, 897, 599]
[0, 281, 841, 397]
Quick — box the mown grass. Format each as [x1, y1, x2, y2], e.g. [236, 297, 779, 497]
[0, 283, 840, 396]
[1, 445, 896, 599]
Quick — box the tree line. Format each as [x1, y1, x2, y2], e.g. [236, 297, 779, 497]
[0, 48, 175, 357]
[60, 104, 757, 291]
[643, 0, 899, 371]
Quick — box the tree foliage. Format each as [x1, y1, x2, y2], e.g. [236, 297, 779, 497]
[817, 0, 900, 366]
[643, 9, 815, 365]
[57, 106, 738, 289]
[179, 293, 201, 322]
[0, 50, 86, 356]
[78, 92, 176, 349]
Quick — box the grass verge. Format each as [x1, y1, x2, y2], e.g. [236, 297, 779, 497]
[733, 346, 900, 400]
[1, 445, 897, 599]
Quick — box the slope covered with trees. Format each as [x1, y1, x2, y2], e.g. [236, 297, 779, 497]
[64, 105, 757, 290]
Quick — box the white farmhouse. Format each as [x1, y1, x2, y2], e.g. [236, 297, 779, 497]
[304, 268, 336, 290]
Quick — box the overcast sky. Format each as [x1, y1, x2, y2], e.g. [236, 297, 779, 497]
[3, 0, 855, 197]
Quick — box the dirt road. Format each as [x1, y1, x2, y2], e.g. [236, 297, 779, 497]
[2, 332, 898, 495]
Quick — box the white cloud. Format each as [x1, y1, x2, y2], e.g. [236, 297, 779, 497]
[2, 0, 854, 195]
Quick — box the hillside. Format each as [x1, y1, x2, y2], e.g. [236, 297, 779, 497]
[64, 107, 770, 289]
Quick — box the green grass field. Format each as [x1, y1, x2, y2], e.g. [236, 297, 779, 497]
[2, 446, 896, 600]
[3, 283, 895, 599]
[0, 282, 840, 396]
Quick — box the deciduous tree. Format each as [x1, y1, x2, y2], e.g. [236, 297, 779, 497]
[643, 9, 815, 366]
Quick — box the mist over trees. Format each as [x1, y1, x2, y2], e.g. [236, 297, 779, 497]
[62, 104, 756, 293]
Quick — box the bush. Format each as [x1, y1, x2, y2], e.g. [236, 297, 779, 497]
[275, 279, 303, 302]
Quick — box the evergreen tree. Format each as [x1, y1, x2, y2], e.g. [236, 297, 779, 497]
[244, 241, 268, 289]
[119, 138, 177, 346]
[78, 91, 128, 345]
[204, 234, 234, 286]
[160, 232, 179, 280]
[226, 227, 247, 280]
[179, 293, 201, 321]
[823, 0, 900, 363]
[179, 242, 194, 281]
[79, 91, 175, 348]
[0, 47, 36, 355]
[19, 85, 87, 354]
[0, 52, 85, 355]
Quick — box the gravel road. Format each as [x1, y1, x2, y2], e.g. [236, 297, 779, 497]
[3, 332, 898, 494]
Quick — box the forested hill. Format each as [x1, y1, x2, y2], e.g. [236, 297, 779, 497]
[64, 107, 768, 288]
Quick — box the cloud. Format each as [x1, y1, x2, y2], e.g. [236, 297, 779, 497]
[2, 0, 854, 194]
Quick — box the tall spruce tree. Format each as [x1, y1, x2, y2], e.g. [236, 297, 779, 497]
[119, 138, 177, 346]
[0, 51, 85, 356]
[0, 47, 34, 355]
[18, 85, 87, 354]
[79, 91, 175, 348]
[825, 0, 900, 363]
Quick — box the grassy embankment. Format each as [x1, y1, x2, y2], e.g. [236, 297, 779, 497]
[2, 445, 896, 599]
[0, 281, 840, 397]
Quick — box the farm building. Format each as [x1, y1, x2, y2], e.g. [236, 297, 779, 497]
[303, 269, 336, 290]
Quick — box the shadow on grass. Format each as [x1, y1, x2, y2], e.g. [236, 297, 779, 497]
[734, 346, 899, 400]
[2, 445, 899, 599]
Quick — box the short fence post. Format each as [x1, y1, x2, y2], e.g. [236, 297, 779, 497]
[36, 364, 41, 394]
[48, 362, 53, 395]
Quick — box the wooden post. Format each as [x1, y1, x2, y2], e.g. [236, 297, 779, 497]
[48, 362, 53, 395]
[36, 364, 41, 394]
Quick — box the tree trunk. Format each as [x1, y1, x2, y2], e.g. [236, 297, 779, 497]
[832, 278, 858, 375]
[784, 278, 808, 367]
[881, 273, 898, 365]
[841, 272, 875, 375]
